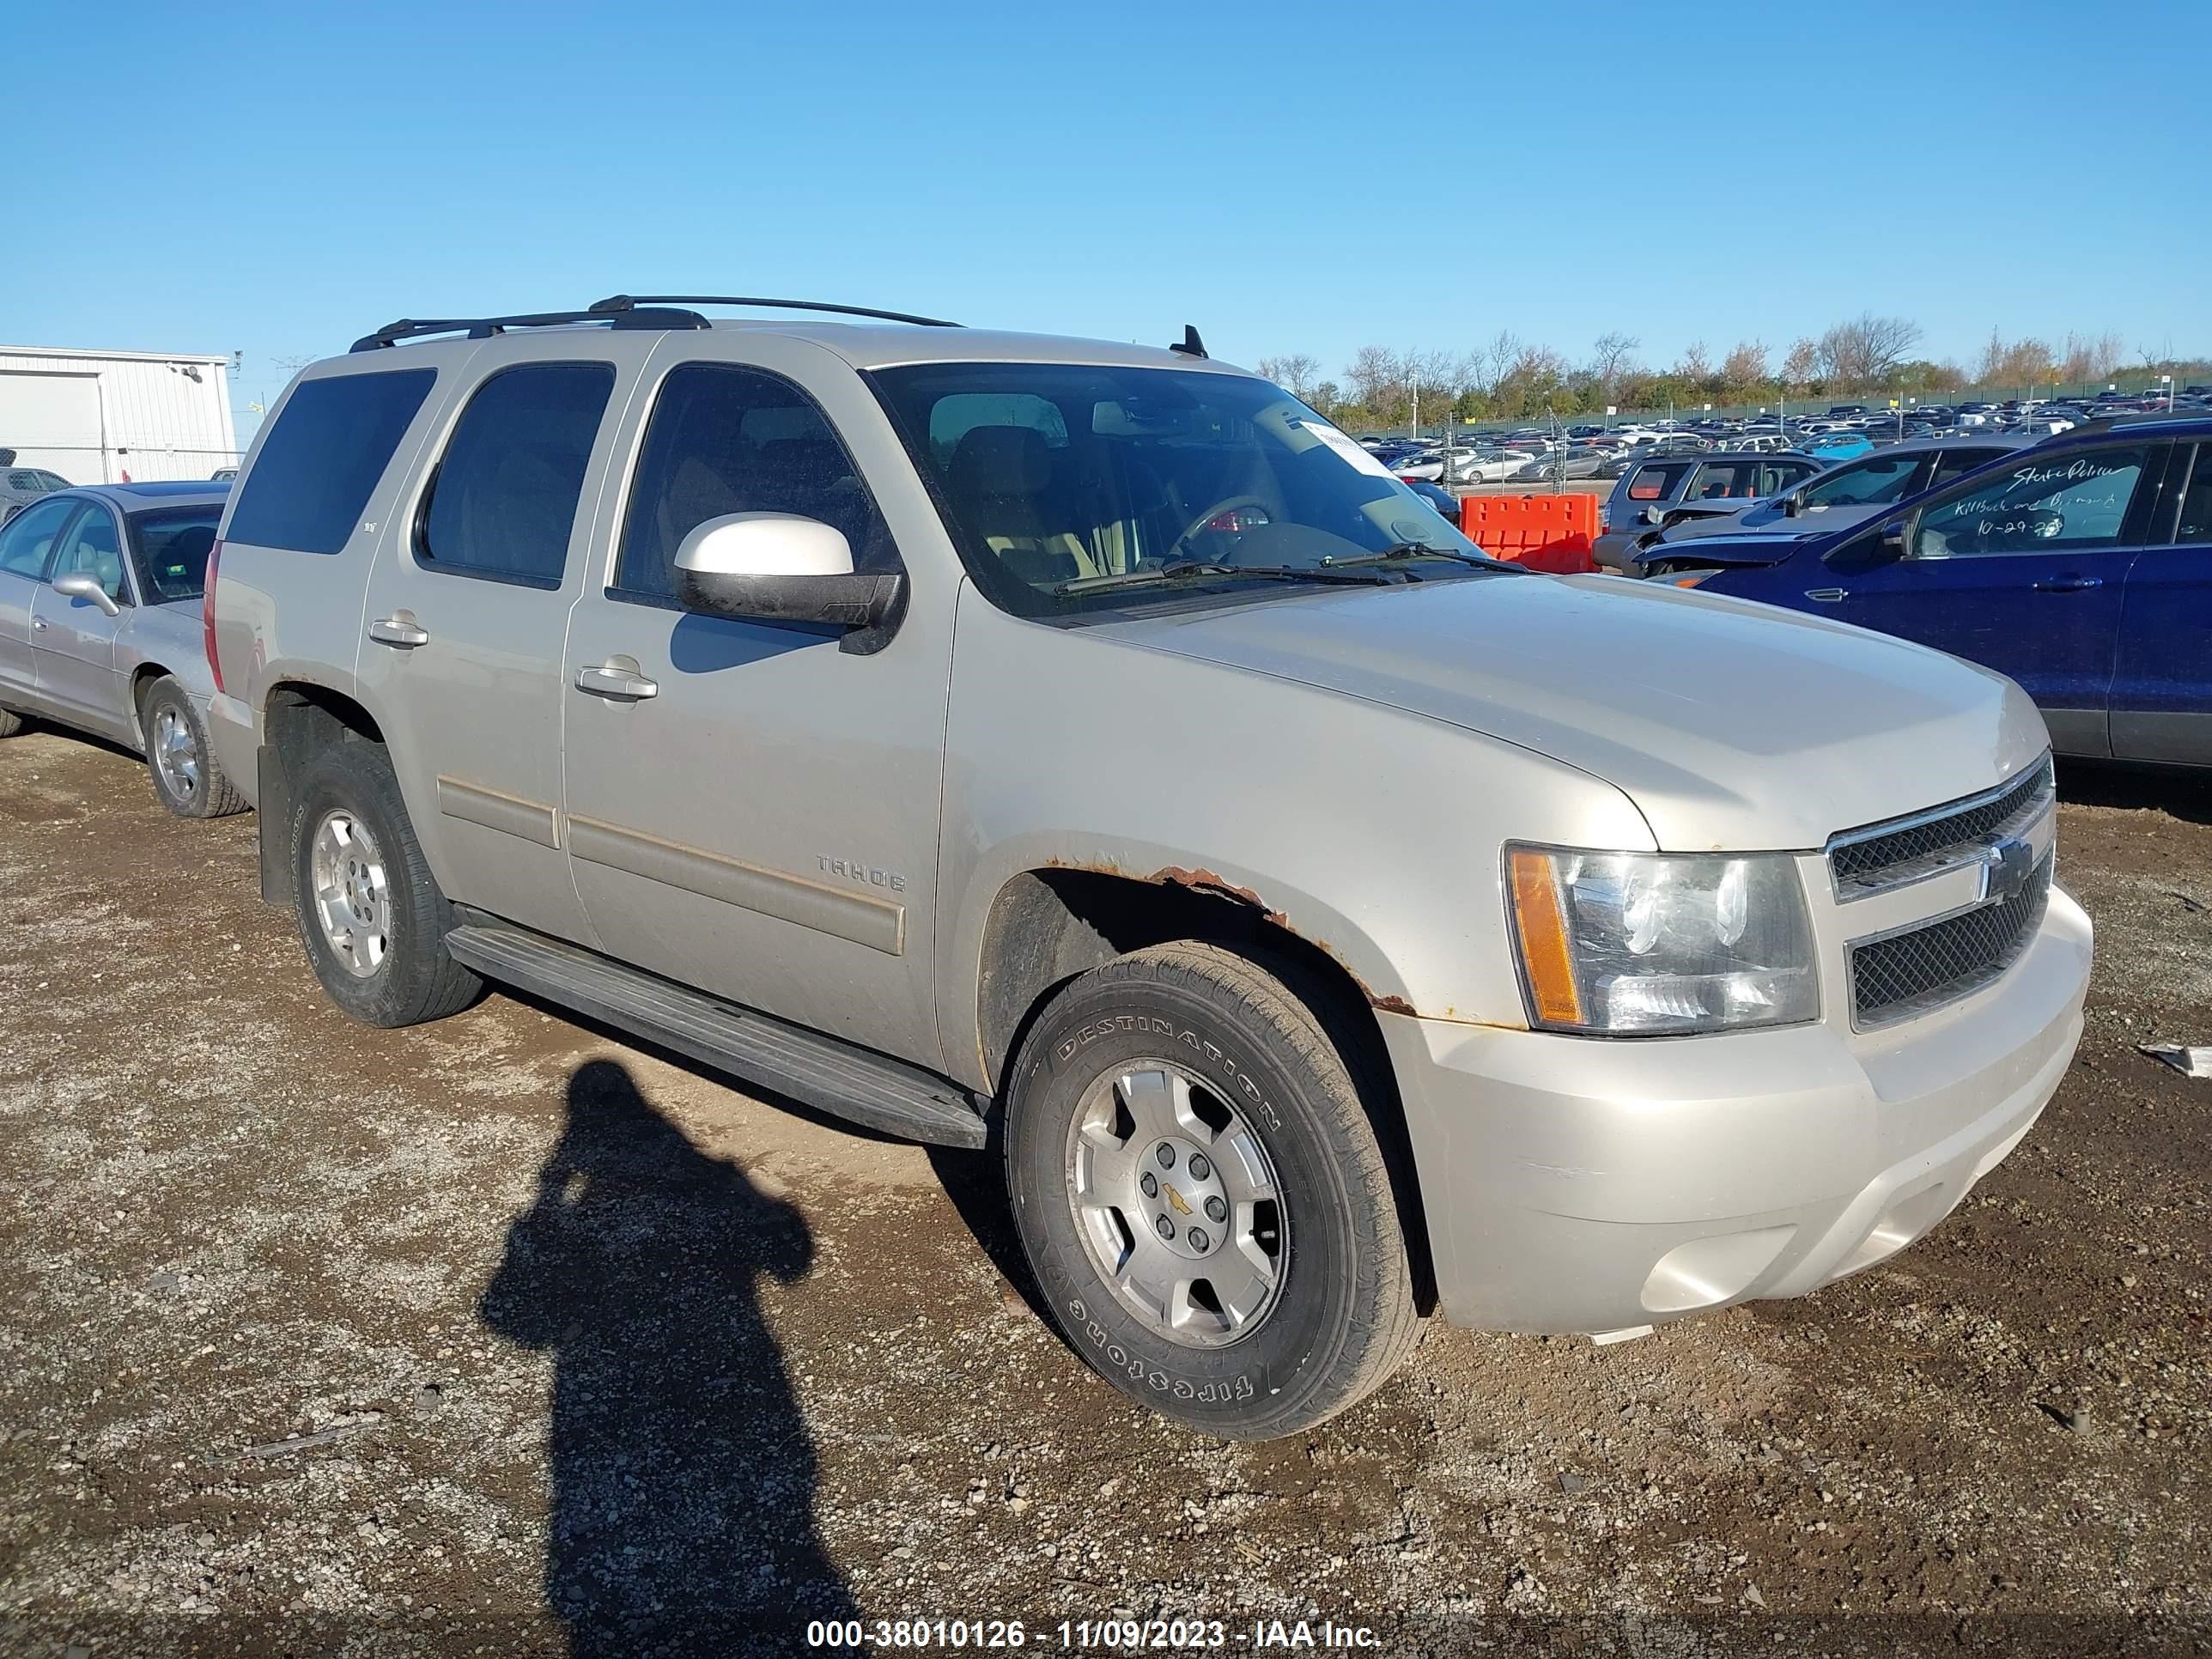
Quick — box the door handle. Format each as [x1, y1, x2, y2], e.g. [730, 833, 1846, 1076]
[2033, 576, 2103, 592]
[574, 662, 659, 702]
[1803, 586, 1848, 603]
[368, 615, 431, 648]
[30, 617, 48, 631]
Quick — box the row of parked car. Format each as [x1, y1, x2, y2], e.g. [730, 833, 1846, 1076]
[1362, 386, 2212, 490]
[1601, 414, 2212, 768]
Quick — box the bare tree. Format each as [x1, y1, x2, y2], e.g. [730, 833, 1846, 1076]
[1255, 352, 1321, 400]
[1674, 340, 1714, 383]
[1345, 344, 1404, 412]
[1816, 313, 1923, 389]
[1588, 331, 1641, 397]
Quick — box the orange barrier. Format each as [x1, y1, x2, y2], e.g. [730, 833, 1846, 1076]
[1458, 492, 1601, 574]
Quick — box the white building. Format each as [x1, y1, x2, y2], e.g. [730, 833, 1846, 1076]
[0, 344, 239, 486]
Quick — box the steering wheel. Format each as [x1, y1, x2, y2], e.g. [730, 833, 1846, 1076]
[1164, 495, 1275, 563]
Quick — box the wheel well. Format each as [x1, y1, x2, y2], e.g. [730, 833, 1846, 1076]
[127, 663, 170, 739]
[977, 866, 1434, 1311]
[254, 684, 385, 902]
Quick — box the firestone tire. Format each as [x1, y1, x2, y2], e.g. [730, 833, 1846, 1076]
[289, 739, 481, 1028]
[1004, 941, 1420, 1440]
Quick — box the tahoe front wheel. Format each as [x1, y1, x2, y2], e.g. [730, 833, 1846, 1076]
[1005, 941, 1420, 1439]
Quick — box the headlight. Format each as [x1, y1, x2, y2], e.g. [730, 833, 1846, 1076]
[1505, 846, 1818, 1036]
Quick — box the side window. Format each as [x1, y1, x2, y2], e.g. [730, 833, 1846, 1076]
[1626, 460, 1693, 501]
[614, 362, 897, 605]
[1930, 447, 2003, 487]
[227, 368, 437, 555]
[1690, 460, 1759, 499]
[2175, 446, 2212, 544]
[1913, 446, 2153, 559]
[416, 363, 614, 587]
[0, 497, 78, 577]
[49, 506, 129, 603]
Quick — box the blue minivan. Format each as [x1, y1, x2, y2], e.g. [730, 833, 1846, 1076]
[1634, 416, 2212, 766]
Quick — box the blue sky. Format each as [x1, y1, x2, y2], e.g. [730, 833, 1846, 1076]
[6, 0, 2206, 434]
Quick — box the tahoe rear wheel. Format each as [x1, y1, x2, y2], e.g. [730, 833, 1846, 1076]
[1005, 942, 1419, 1439]
[289, 741, 480, 1027]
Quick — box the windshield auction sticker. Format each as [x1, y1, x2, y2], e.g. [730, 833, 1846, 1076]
[1294, 419, 1398, 480]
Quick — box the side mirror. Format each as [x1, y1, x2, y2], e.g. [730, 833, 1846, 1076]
[1878, 522, 1910, 562]
[52, 573, 121, 617]
[674, 514, 905, 650]
[1782, 493, 1804, 517]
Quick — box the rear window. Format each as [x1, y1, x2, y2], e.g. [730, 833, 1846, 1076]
[1626, 461, 1694, 501]
[227, 369, 435, 554]
[130, 507, 222, 603]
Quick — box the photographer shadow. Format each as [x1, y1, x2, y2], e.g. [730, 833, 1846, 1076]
[479, 1058, 857, 1653]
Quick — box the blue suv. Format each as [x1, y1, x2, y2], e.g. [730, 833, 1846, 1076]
[1635, 416, 2212, 766]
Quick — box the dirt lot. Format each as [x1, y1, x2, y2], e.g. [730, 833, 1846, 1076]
[1, 728, 2207, 1658]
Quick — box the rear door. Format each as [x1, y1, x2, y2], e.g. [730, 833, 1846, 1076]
[356, 340, 641, 945]
[0, 496, 80, 708]
[1820, 441, 2165, 757]
[2110, 441, 2212, 763]
[29, 499, 135, 739]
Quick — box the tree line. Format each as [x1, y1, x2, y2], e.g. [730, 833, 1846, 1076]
[1256, 318, 2203, 429]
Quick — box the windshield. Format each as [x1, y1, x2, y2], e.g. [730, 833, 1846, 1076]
[1799, 454, 1922, 508]
[869, 363, 1491, 618]
[129, 507, 220, 603]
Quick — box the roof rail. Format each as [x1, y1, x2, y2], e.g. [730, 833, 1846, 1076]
[588, 294, 963, 328]
[2048, 410, 2196, 440]
[349, 306, 712, 354]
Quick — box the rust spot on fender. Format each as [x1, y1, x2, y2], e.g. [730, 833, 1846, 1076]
[1037, 858, 1465, 1020]
[1149, 864, 1291, 928]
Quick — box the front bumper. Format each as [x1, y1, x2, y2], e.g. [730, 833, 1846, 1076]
[1382, 885, 2092, 1334]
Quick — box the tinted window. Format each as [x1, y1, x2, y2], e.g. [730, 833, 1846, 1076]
[131, 507, 222, 603]
[1914, 447, 2152, 559]
[616, 362, 897, 603]
[416, 364, 613, 587]
[1930, 447, 2009, 486]
[2175, 446, 2212, 544]
[8, 471, 47, 492]
[1626, 460, 1694, 501]
[0, 496, 77, 577]
[1688, 461, 1760, 500]
[228, 369, 436, 554]
[50, 506, 128, 603]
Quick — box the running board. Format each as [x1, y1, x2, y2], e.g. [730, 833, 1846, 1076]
[443, 922, 988, 1149]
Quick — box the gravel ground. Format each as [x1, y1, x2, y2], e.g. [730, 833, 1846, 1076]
[0, 729, 2206, 1658]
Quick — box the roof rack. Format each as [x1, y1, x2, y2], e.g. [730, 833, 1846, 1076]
[2046, 410, 2197, 439]
[350, 307, 711, 353]
[589, 294, 963, 328]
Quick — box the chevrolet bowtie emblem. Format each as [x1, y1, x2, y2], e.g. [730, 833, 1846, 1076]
[1979, 836, 2034, 904]
[1164, 1184, 1193, 1217]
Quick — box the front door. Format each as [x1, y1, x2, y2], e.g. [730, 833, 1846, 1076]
[561, 339, 953, 1071]
[1821, 441, 2164, 757]
[356, 340, 640, 945]
[29, 500, 133, 741]
[2111, 441, 2212, 764]
[0, 496, 79, 710]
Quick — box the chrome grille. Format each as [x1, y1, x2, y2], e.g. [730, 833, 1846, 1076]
[1849, 853, 2052, 1029]
[1828, 757, 2055, 902]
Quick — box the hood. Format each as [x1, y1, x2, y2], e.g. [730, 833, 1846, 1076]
[1097, 574, 2046, 852]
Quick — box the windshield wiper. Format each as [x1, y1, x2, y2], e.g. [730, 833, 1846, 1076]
[1322, 543, 1522, 574]
[1049, 560, 1401, 596]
